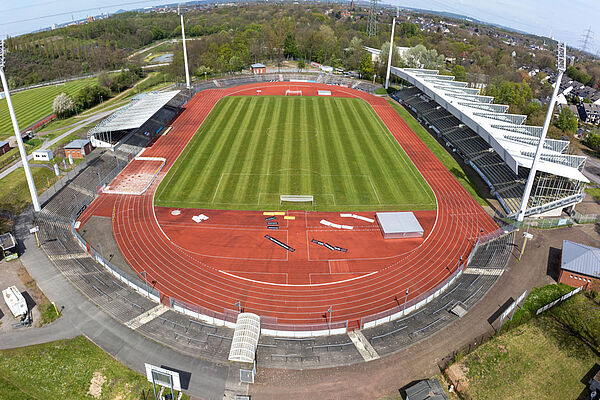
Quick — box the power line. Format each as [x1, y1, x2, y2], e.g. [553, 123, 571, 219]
[367, 0, 378, 37]
[2, 0, 157, 26]
[579, 27, 594, 52]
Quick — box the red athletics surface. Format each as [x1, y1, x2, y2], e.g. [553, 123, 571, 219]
[79, 82, 498, 326]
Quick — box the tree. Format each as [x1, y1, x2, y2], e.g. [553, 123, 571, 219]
[359, 53, 374, 80]
[585, 131, 600, 155]
[283, 34, 298, 59]
[399, 22, 419, 38]
[194, 66, 213, 78]
[451, 64, 467, 82]
[555, 107, 578, 133]
[229, 56, 244, 72]
[297, 60, 305, 72]
[53, 93, 76, 118]
[401, 45, 445, 70]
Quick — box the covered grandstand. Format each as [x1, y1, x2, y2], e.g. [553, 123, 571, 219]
[88, 90, 184, 147]
[391, 67, 588, 218]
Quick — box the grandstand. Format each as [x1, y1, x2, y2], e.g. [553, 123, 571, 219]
[391, 68, 588, 218]
[88, 90, 186, 147]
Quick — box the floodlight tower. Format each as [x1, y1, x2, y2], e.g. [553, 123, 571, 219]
[384, 12, 397, 90]
[0, 40, 41, 212]
[516, 42, 567, 222]
[178, 5, 191, 89]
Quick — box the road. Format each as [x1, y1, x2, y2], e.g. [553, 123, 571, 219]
[583, 154, 600, 185]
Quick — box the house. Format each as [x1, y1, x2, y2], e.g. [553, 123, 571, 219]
[581, 103, 600, 125]
[250, 63, 267, 74]
[64, 139, 92, 159]
[0, 140, 10, 156]
[559, 240, 600, 290]
[32, 149, 53, 161]
[404, 378, 448, 400]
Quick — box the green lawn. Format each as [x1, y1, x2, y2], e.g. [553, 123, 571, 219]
[0, 167, 58, 213]
[156, 96, 436, 211]
[586, 187, 600, 201]
[387, 100, 487, 206]
[0, 336, 186, 400]
[0, 77, 96, 140]
[454, 292, 599, 400]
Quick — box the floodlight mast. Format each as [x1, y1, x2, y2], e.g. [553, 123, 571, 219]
[0, 40, 41, 212]
[178, 5, 191, 89]
[384, 16, 396, 90]
[516, 42, 567, 221]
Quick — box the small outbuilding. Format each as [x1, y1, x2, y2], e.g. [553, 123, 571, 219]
[404, 378, 448, 400]
[559, 240, 600, 289]
[0, 140, 10, 156]
[376, 212, 424, 239]
[250, 63, 267, 75]
[64, 139, 92, 159]
[32, 149, 54, 161]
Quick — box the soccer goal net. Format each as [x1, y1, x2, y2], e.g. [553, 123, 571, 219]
[285, 89, 302, 96]
[280, 195, 313, 205]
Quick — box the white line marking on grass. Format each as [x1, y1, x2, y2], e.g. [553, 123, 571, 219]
[211, 173, 225, 203]
[367, 175, 381, 204]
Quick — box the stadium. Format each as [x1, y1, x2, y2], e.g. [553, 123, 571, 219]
[62, 76, 505, 337]
[24, 59, 590, 398]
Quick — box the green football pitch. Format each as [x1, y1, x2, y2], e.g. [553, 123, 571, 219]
[0, 77, 97, 140]
[155, 96, 436, 211]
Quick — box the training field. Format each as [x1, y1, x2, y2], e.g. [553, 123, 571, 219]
[155, 96, 435, 211]
[0, 77, 96, 139]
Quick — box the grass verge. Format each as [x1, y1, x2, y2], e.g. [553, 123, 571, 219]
[450, 291, 599, 400]
[0, 336, 188, 400]
[586, 187, 600, 202]
[0, 167, 58, 214]
[387, 99, 487, 206]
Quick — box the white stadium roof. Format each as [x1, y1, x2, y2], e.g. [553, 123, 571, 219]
[392, 67, 588, 183]
[88, 90, 180, 135]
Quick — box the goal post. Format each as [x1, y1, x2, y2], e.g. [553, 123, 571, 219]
[285, 89, 302, 96]
[280, 195, 313, 206]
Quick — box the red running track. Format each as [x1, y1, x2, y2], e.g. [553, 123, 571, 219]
[79, 82, 497, 327]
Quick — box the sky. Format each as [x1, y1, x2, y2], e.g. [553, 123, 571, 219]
[0, 0, 598, 54]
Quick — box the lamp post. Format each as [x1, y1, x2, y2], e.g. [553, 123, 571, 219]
[327, 306, 332, 334]
[140, 270, 149, 295]
[403, 289, 409, 314]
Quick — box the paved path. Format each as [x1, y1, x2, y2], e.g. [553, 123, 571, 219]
[0, 110, 114, 180]
[583, 154, 600, 186]
[0, 234, 229, 400]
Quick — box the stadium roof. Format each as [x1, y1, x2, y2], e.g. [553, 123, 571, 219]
[561, 240, 600, 278]
[392, 67, 588, 183]
[228, 313, 260, 364]
[88, 90, 180, 135]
